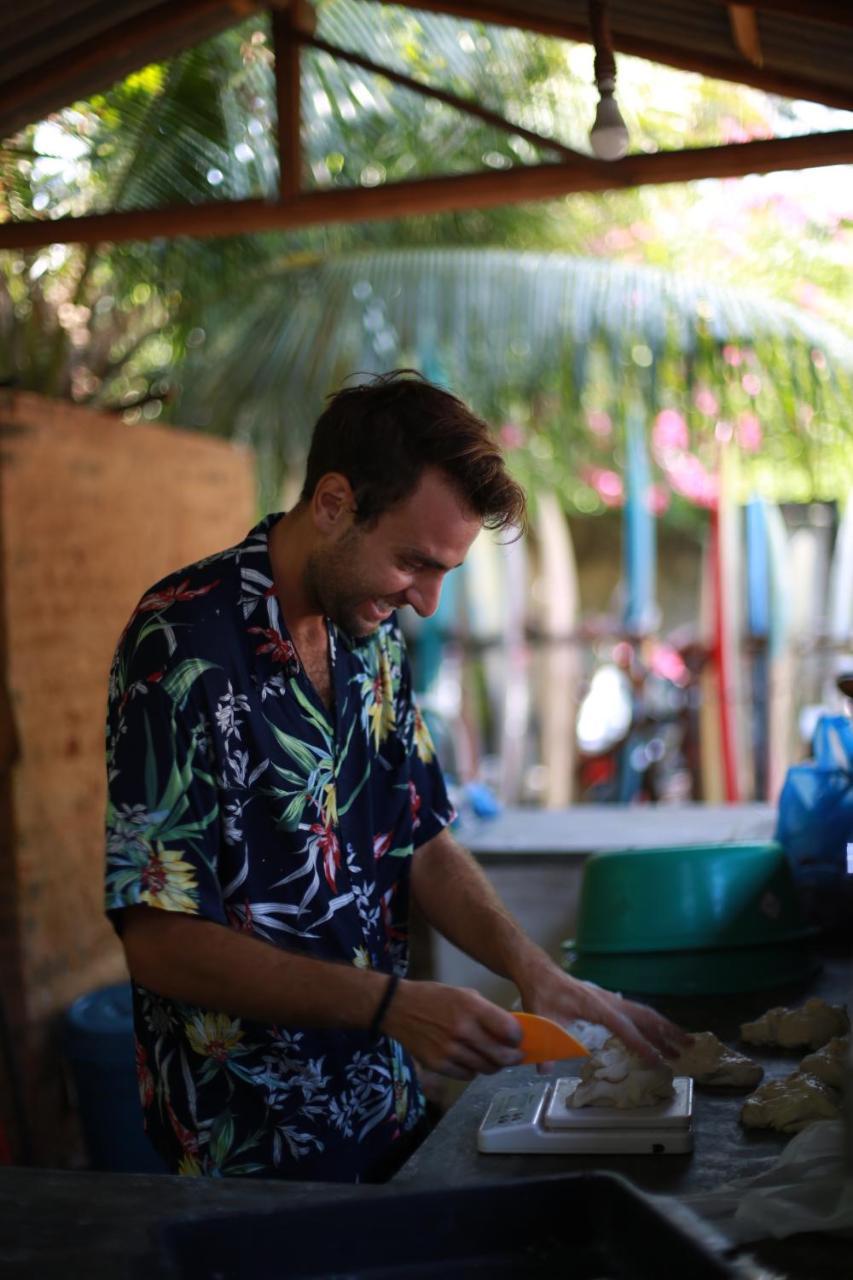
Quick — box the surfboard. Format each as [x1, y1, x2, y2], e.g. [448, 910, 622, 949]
[764, 502, 795, 802]
[533, 492, 580, 807]
[828, 490, 853, 697]
[622, 407, 657, 637]
[717, 445, 751, 802]
[461, 527, 506, 787]
[745, 497, 771, 800]
[698, 523, 725, 804]
[496, 530, 531, 804]
[408, 566, 471, 782]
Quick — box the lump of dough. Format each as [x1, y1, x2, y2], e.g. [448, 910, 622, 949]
[569, 1037, 674, 1109]
[799, 1036, 849, 1090]
[740, 1071, 841, 1134]
[740, 998, 849, 1050]
[671, 1031, 763, 1089]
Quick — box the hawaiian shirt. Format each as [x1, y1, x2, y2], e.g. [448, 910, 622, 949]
[104, 513, 454, 1181]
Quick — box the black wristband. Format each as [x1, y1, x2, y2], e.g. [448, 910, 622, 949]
[368, 973, 400, 1040]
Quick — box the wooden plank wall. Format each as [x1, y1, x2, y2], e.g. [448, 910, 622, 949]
[0, 390, 256, 1165]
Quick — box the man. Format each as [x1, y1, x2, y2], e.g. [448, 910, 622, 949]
[105, 371, 685, 1182]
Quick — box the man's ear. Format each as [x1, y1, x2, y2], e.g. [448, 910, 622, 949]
[312, 473, 356, 534]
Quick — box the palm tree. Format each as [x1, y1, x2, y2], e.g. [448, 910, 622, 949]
[173, 247, 853, 514]
[2, 0, 851, 515]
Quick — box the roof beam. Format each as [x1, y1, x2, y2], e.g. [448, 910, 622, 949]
[379, 1, 853, 112]
[709, 1, 853, 26]
[1, 129, 851, 251]
[303, 34, 594, 165]
[728, 5, 764, 67]
[0, 0, 259, 140]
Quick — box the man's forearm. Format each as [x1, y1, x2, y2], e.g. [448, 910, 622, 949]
[120, 905, 388, 1028]
[410, 831, 550, 986]
[119, 903, 527, 1079]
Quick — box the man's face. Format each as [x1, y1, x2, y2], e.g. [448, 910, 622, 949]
[306, 467, 482, 637]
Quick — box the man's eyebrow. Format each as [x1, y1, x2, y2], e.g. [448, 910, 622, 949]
[400, 548, 461, 573]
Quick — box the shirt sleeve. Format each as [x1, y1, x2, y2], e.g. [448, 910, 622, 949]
[392, 630, 456, 850]
[104, 646, 226, 931]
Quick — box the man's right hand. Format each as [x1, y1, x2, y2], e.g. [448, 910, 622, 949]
[383, 979, 525, 1080]
[120, 908, 525, 1082]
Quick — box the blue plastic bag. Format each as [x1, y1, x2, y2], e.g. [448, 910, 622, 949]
[775, 715, 853, 928]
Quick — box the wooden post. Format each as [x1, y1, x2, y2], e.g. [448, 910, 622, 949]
[271, 1, 312, 202]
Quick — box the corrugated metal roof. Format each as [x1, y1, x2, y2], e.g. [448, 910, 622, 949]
[0, 0, 254, 138]
[1, 0, 850, 144]
[395, 1, 853, 111]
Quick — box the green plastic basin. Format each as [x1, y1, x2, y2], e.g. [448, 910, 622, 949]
[572, 841, 812, 954]
[561, 841, 818, 995]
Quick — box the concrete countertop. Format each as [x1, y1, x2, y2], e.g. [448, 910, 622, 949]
[0, 923, 846, 1280]
[456, 803, 777, 857]
[395, 950, 848, 1195]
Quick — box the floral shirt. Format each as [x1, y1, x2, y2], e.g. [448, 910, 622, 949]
[104, 514, 453, 1181]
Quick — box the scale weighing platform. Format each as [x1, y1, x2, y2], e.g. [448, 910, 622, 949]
[478, 1076, 694, 1155]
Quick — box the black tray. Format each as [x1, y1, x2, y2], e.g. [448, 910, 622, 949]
[156, 1171, 736, 1279]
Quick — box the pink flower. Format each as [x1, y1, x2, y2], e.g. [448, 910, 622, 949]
[247, 627, 299, 667]
[646, 484, 670, 516]
[137, 578, 221, 614]
[649, 643, 688, 686]
[720, 115, 750, 144]
[310, 823, 341, 891]
[694, 387, 719, 417]
[604, 227, 635, 252]
[500, 422, 525, 449]
[583, 467, 623, 507]
[666, 453, 718, 509]
[770, 194, 809, 232]
[135, 1041, 154, 1108]
[794, 281, 823, 313]
[373, 832, 392, 860]
[408, 780, 421, 831]
[742, 372, 761, 396]
[723, 344, 743, 367]
[586, 409, 612, 438]
[652, 408, 688, 452]
[736, 412, 762, 452]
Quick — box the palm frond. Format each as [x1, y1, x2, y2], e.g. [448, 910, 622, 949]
[174, 248, 853, 513]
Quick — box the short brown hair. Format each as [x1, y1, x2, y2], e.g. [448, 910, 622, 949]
[300, 370, 526, 534]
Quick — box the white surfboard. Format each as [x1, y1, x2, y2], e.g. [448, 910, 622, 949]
[533, 492, 580, 807]
[828, 490, 853, 695]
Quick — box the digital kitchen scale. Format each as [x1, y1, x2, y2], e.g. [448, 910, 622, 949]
[478, 1076, 694, 1155]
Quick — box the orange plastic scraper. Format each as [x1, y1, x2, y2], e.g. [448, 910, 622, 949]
[512, 1012, 590, 1064]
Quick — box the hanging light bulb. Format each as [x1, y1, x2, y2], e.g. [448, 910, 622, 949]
[589, 1, 629, 160]
[590, 81, 629, 160]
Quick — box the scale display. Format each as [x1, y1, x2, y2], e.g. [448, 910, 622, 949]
[478, 1077, 693, 1155]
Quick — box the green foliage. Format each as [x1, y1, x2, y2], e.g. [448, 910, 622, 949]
[1, 0, 852, 520]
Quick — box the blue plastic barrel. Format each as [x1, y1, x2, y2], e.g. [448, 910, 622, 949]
[63, 982, 166, 1173]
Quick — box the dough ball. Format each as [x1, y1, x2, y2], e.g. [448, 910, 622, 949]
[799, 1036, 849, 1091]
[740, 1071, 841, 1134]
[569, 1037, 674, 1109]
[672, 1031, 763, 1089]
[740, 998, 849, 1050]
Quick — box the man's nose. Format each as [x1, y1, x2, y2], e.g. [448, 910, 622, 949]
[406, 576, 442, 618]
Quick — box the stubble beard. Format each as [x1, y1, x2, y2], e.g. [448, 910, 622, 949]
[304, 527, 375, 637]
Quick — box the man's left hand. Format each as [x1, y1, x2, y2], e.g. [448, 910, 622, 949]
[514, 951, 691, 1069]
